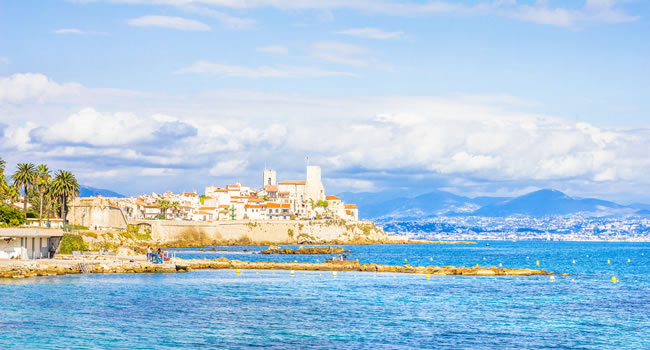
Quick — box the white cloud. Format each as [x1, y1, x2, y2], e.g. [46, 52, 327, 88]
[4, 72, 650, 201]
[55, 28, 85, 35]
[0, 73, 82, 103]
[210, 159, 248, 176]
[176, 61, 356, 78]
[90, 0, 639, 26]
[127, 15, 211, 31]
[336, 27, 404, 39]
[180, 4, 256, 29]
[34, 108, 153, 146]
[311, 41, 369, 66]
[256, 45, 289, 55]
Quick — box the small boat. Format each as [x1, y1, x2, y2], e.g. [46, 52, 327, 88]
[485, 243, 490, 246]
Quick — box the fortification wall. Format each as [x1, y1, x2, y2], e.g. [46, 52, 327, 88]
[68, 205, 128, 230]
[144, 219, 385, 244]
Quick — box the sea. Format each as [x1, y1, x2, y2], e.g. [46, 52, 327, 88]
[1, 241, 648, 349]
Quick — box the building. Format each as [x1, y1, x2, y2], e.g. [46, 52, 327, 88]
[0, 228, 63, 259]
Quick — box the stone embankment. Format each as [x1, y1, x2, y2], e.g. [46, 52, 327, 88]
[258, 245, 351, 255]
[1, 257, 554, 279]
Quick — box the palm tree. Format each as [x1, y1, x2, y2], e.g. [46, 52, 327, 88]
[5, 183, 21, 204]
[157, 199, 171, 219]
[0, 157, 7, 200]
[35, 164, 51, 227]
[171, 201, 179, 219]
[11, 163, 36, 218]
[51, 170, 80, 225]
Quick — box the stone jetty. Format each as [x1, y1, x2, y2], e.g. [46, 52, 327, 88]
[1, 256, 553, 279]
[258, 245, 351, 255]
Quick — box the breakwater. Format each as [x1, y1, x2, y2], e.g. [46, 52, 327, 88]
[0, 256, 553, 279]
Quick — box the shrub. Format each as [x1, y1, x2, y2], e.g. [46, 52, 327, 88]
[59, 234, 88, 254]
[0, 205, 25, 226]
[84, 231, 98, 239]
[288, 228, 294, 238]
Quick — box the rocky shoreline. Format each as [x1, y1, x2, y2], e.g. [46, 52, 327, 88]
[0, 256, 554, 279]
[258, 245, 351, 255]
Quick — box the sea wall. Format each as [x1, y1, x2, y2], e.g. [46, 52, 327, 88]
[142, 219, 386, 245]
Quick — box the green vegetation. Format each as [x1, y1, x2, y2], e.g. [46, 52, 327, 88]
[11, 162, 36, 218]
[59, 234, 88, 254]
[288, 228, 295, 238]
[63, 224, 89, 231]
[83, 231, 98, 239]
[126, 224, 152, 240]
[50, 170, 81, 225]
[315, 200, 329, 208]
[199, 195, 207, 205]
[154, 214, 165, 220]
[0, 204, 25, 226]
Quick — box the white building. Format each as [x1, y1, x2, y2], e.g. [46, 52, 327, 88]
[0, 228, 63, 259]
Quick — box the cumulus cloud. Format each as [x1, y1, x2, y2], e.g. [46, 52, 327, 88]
[210, 159, 248, 176]
[29, 107, 197, 147]
[4, 72, 650, 201]
[336, 27, 404, 39]
[176, 61, 356, 78]
[127, 15, 211, 31]
[0, 73, 82, 103]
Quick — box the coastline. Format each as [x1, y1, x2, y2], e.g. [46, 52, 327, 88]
[0, 255, 553, 279]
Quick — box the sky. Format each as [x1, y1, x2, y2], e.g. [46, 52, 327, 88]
[0, 0, 649, 203]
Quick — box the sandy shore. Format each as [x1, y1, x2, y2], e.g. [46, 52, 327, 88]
[0, 255, 554, 279]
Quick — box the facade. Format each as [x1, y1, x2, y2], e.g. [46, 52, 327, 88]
[0, 228, 63, 260]
[76, 164, 360, 224]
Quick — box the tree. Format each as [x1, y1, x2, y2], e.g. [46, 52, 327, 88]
[0, 157, 7, 200]
[35, 164, 51, 227]
[170, 201, 179, 218]
[51, 170, 80, 225]
[5, 184, 20, 204]
[157, 199, 171, 219]
[11, 163, 36, 219]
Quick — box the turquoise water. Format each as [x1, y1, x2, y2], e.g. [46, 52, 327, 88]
[1, 242, 649, 349]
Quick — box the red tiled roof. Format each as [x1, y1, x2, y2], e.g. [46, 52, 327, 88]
[326, 195, 341, 200]
[344, 204, 357, 209]
[278, 181, 306, 185]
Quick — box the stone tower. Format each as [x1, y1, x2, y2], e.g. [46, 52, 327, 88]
[263, 169, 277, 187]
[305, 165, 325, 201]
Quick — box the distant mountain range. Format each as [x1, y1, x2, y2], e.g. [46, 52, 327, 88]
[338, 189, 648, 221]
[79, 186, 125, 198]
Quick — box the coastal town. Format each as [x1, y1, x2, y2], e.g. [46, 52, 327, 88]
[74, 165, 359, 224]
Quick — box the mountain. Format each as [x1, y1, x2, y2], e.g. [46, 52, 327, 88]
[472, 189, 625, 217]
[79, 186, 125, 198]
[339, 188, 642, 220]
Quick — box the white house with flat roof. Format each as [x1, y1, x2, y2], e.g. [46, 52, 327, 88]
[0, 228, 64, 260]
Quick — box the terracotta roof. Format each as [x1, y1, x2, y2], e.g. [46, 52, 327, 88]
[198, 211, 214, 215]
[248, 198, 265, 202]
[344, 204, 357, 209]
[345, 210, 352, 215]
[182, 192, 199, 197]
[264, 185, 278, 192]
[245, 204, 261, 209]
[278, 180, 306, 185]
[326, 195, 341, 200]
[199, 207, 217, 210]
[219, 205, 230, 208]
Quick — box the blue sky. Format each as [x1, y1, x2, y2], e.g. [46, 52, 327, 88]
[0, 0, 649, 203]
